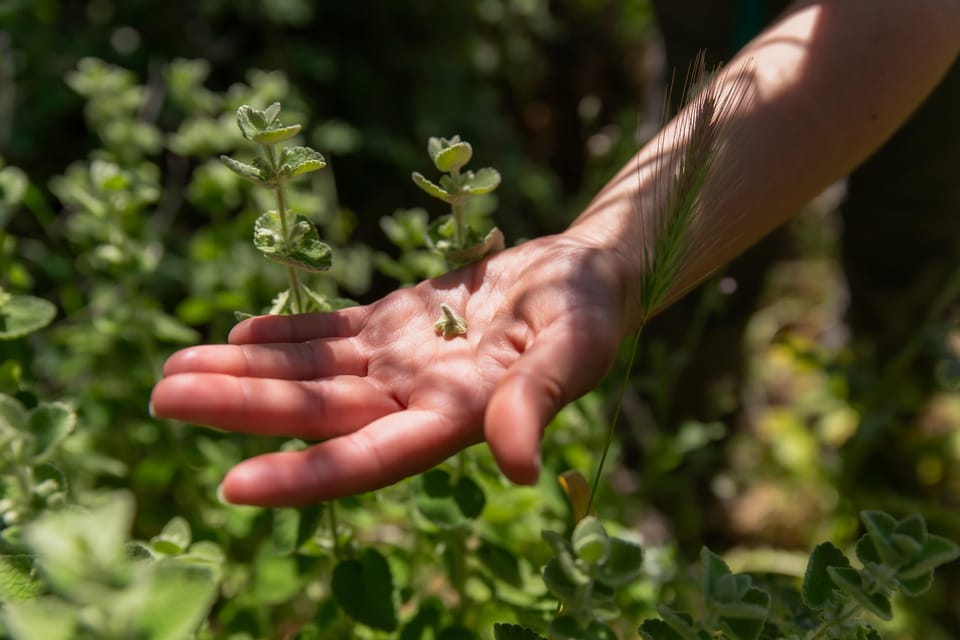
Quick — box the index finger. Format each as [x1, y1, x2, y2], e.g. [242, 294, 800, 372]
[229, 306, 369, 344]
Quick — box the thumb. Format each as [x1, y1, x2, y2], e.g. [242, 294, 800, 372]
[484, 323, 617, 485]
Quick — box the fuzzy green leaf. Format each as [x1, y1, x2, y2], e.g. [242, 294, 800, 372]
[860, 511, 901, 566]
[717, 588, 770, 640]
[827, 566, 893, 620]
[26, 402, 76, 463]
[433, 141, 473, 172]
[279, 146, 326, 178]
[542, 557, 589, 602]
[332, 548, 398, 631]
[412, 172, 451, 203]
[492, 623, 548, 640]
[0, 295, 56, 341]
[463, 167, 501, 194]
[136, 561, 219, 640]
[0, 554, 42, 602]
[253, 211, 332, 273]
[0, 393, 27, 431]
[898, 534, 960, 580]
[453, 476, 486, 519]
[803, 541, 852, 609]
[657, 606, 703, 640]
[437, 226, 505, 269]
[253, 123, 302, 146]
[892, 514, 927, 546]
[2, 597, 78, 640]
[263, 102, 282, 124]
[701, 547, 732, 600]
[897, 570, 933, 596]
[150, 516, 191, 556]
[639, 619, 686, 640]
[476, 542, 522, 587]
[220, 155, 270, 185]
[572, 516, 610, 565]
[595, 537, 644, 587]
[236, 105, 267, 140]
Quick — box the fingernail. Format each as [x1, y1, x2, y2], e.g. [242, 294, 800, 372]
[147, 400, 155, 418]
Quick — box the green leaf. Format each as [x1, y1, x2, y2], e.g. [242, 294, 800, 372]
[253, 123, 302, 145]
[220, 155, 269, 185]
[331, 548, 398, 631]
[542, 557, 588, 601]
[898, 534, 960, 580]
[572, 516, 610, 565]
[476, 541, 522, 587]
[717, 588, 770, 640]
[639, 619, 685, 640]
[827, 566, 893, 620]
[150, 516, 192, 555]
[136, 560, 219, 640]
[493, 623, 548, 640]
[897, 569, 933, 596]
[595, 537, 644, 587]
[453, 476, 485, 519]
[0, 393, 27, 431]
[253, 211, 332, 273]
[412, 172, 451, 203]
[463, 167, 501, 194]
[701, 547, 732, 600]
[438, 226, 506, 269]
[236, 105, 267, 140]
[25, 493, 135, 596]
[26, 402, 76, 462]
[2, 596, 78, 640]
[272, 504, 324, 555]
[0, 295, 57, 340]
[263, 102, 282, 125]
[657, 605, 703, 640]
[860, 511, 901, 566]
[0, 554, 42, 602]
[279, 146, 326, 178]
[892, 514, 927, 546]
[433, 141, 473, 172]
[803, 541, 851, 609]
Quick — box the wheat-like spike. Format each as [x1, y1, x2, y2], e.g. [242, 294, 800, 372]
[637, 52, 752, 321]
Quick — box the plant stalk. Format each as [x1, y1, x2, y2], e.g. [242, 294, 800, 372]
[586, 328, 643, 514]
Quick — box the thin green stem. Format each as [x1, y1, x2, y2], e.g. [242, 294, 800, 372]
[263, 143, 305, 314]
[450, 167, 465, 247]
[586, 327, 644, 515]
[328, 500, 341, 557]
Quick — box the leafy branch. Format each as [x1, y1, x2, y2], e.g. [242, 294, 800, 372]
[220, 102, 333, 315]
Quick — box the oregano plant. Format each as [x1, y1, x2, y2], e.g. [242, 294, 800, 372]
[220, 102, 338, 316]
[411, 135, 504, 269]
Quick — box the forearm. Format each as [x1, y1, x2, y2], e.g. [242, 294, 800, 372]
[566, 0, 960, 334]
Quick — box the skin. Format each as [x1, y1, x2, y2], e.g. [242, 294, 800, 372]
[151, 0, 960, 506]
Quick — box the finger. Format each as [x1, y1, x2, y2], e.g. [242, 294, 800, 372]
[219, 409, 479, 506]
[162, 339, 366, 379]
[484, 322, 618, 485]
[229, 307, 368, 344]
[150, 372, 400, 437]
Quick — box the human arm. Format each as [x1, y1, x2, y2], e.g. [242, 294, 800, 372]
[150, 0, 960, 506]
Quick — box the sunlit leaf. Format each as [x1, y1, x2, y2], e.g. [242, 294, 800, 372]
[463, 167, 501, 194]
[253, 124, 301, 146]
[0, 295, 57, 340]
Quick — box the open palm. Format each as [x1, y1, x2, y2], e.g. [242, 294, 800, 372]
[151, 234, 629, 506]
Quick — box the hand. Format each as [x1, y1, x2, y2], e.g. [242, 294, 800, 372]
[150, 233, 631, 506]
